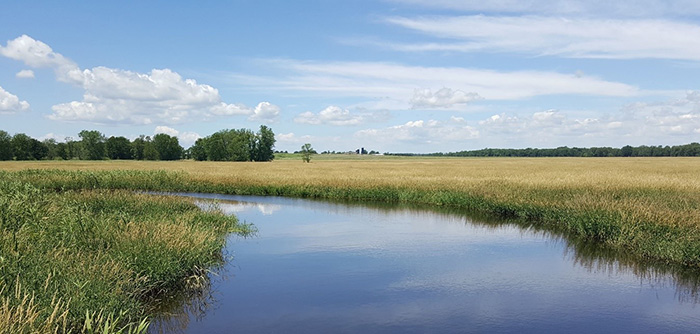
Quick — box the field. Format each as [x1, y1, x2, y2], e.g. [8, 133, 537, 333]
[2, 156, 700, 331]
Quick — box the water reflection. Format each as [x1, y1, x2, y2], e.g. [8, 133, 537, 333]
[150, 193, 700, 333]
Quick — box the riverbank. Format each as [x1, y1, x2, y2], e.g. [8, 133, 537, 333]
[2, 157, 699, 270]
[0, 176, 252, 333]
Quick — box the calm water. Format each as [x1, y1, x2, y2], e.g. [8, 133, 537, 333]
[152, 193, 700, 333]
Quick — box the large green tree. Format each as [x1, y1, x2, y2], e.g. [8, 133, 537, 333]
[106, 136, 133, 160]
[131, 135, 148, 160]
[11, 133, 33, 160]
[152, 133, 183, 160]
[0, 130, 12, 160]
[253, 125, 276, 162]
[79, 130, 106, 160]
[189, 138, 208, 161]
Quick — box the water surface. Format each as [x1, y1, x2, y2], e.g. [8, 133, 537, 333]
[152, 193, 700, 333]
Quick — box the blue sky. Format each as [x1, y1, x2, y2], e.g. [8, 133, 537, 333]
[1, 0, 700, 153]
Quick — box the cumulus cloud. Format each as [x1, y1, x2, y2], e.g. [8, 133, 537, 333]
[295, 106, 368, 126]
[154, 125, 179, 137]
[356, 119, 479, 146]
[410, 88, 481, 109]
[153, 126, 201, 147]
[15, 70, 34, 79]
[248, 102, 280, 123]
[0, 35, 264, 125]
[0, 86, 30, 113]
[384, 15, 700, 61]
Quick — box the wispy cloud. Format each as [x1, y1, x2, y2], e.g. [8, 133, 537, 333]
[229, 59, 638, 106]
[356, 117, 479, 147]
[387, 0, 700, 17]
[383, 15, 700, 61]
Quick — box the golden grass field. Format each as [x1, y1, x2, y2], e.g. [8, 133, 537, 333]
[2, 156, 700, 232]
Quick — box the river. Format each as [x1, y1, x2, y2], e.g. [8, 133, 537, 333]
[151, 193, 700, 333]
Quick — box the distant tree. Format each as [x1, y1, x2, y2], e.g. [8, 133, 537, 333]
[621, 145, 633, 157]
[11, 133, 33, 160]
[143, 141, 159, 160]
[253, 125, 276, 161]
[0, 130, 12, 160]
[79, 130, 106, 160]
[29, 139, 48, 160]
[205, 132, 228, 161]
[42, 139, 58, 160]
[189, 138, 208, 161]
[152, 133, 183, 160]
[230, 129, 255, 161]
[106, 136, 133, 159]
[300, 143, 315, 163]
[65, 137, 81, 160]
[131, 135, 148, 160]
[55, 142, 69, 160]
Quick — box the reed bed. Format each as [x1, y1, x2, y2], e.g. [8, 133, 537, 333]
[0, 176, 251, 333]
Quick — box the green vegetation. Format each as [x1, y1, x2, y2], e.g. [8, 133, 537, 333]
[0, 171, 252, 333]
[189, 125, 276, 162]
[0, 125, 275, 162]
[300, 143, 315, 163]
[389, 142, 700, 157]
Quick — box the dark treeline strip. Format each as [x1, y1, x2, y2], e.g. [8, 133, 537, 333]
[388, 142, 700, 157]
[0, 125, 276, 162]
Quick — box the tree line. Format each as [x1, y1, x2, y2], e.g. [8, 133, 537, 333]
[387, 143, 700, 157]
[0, 125, 276, 161]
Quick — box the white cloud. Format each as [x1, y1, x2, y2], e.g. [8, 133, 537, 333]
[0, 35, 263, 125]
[384, 15, 700, 61]
[411, 88, 481, 108]
[248, 101, 280, 123]
[154, 125, 179, 136]
[295, 106, 367, 126]
[153, 126, 202, 148]
[0, 35, 82, 84]
[38, 133, 66, 142]
[473, 91, 700, 147]
[356, 119, 479, 146]
[0, 86, 30, 113]
[210, 102, 252, 116]
[235, 59, 638, 104]
[388, 0, 700, 17]
[15, 69, 34, 79]
[277, 132, 313, 143]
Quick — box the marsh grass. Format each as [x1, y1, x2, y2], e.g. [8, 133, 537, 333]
[0, 177, 252, 333]
[2, 157, 700, 330]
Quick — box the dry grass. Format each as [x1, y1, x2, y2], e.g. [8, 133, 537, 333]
[2, 157, 700, 267]
[2, 157, 699, 229]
